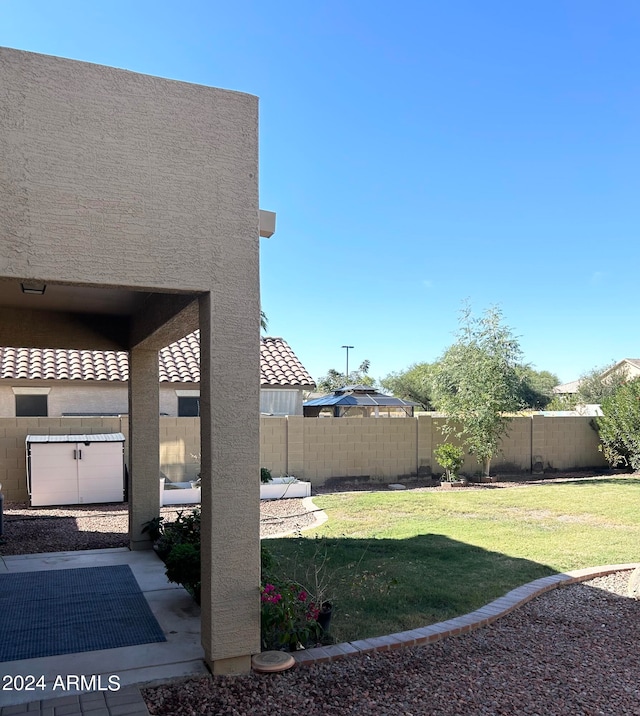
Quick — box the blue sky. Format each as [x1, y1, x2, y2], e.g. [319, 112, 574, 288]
[2, 1, 639, 384]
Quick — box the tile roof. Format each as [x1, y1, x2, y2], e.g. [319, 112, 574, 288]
[0, 334, 315, 388]
[552, 379, 582, 394]
[260, 337, 315, 387]
[159, 331, 200, 383]
[0, 347, 129, 382]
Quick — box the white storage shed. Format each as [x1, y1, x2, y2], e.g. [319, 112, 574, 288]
[26, 433, 126, 507]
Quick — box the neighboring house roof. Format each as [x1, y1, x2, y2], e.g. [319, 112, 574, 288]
[0, 347, 129, 382]
[0, 334, 315, 389]
[600, 358, 640, 380]
[260, 337, 315, 387]
[552, 358, 640, 395]
[552, 379, 582, 395]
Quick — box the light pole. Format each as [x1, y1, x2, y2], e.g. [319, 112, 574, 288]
[341, 345, 354, 386]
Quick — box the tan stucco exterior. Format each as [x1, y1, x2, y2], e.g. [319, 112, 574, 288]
[0, 381, 306, 417]
[0, 47, 260, 673]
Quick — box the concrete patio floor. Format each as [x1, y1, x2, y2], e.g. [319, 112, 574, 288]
[0, 547, 208, 711]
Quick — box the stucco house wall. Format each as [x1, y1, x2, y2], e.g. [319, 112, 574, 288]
[0, 382, 307, 417]
[0, 46, 260, 674]
[0, 381, 128, 417]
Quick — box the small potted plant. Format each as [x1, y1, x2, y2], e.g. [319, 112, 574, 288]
[434, 443, 465, 484]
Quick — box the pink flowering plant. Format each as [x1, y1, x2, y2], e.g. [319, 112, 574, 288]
[260, 580, 322, 651]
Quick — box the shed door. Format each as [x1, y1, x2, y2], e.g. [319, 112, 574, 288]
[29, 443, 79, 507]
[77, 441, 124, 504]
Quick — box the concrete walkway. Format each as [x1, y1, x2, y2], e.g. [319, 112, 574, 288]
[0, 548, 207, 713]
[0, 687, 149, 715]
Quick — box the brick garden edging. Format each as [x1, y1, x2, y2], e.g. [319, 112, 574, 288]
[291, 563, 640, 666]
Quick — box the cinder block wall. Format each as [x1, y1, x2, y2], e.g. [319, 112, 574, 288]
[1, 416, 202, 501]
[301, 417, 418, 484]
[533, 415, 604, 471]
[260, 417, 287, 476]
[263, 414, 608, 488]
[159, 417, 201, 482]
[0, 417, 122, 501]
[1, 414, 609, 503]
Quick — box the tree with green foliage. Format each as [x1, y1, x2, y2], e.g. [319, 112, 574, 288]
[433, 304, 524, 477]
[383, 362, 556, 412]
[577, 362, 629, 404]
[381, 362, 437, 410]
[316, 360, 374, 393]
[595, 378, 640, 471]
[516, 366, 560, 410]
[547, 362, 629, 411]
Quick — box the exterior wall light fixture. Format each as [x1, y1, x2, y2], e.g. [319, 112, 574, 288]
[21, 282, 47, 295]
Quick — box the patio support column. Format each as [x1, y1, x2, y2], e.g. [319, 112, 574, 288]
[199, 291, 260, 675]
[128, 346, 160, 550]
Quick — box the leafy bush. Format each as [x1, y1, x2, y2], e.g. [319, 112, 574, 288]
[261, 467, 273, 484]
[155, 508, 201, 560]
[141, 516, 165, 542]
[143, 514, 328, 648]
[261, 543, 276, 576]
[260, 542, 328, 650]
[165, 542, 201, 603]
[434, 443, 465, 481]
[596, 378, 640, 471]
[260, 580, 322, 651]
[148, 508, 202, 601]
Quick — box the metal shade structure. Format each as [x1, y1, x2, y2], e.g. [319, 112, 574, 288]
[303, 385, 416, 418]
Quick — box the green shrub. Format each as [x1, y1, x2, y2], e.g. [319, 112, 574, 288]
[141, 516, 165, 542]
[434, 443, 465, 481]
[260, 579, 322, 651]
[261, 467, 273, 483]
[144, 509, 329, 650]
[155, 508, 201, 560]
[165, 542, 201, 603]
[596, 378, 640, 470]
[261, 543, 275, 577]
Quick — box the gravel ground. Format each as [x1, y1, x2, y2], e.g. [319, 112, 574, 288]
[0, 498, 318, 555]
[142, 571, 640, 716]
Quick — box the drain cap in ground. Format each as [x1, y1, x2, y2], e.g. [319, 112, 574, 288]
[252, 651, 295, 673]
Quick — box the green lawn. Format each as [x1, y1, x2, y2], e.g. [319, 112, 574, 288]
[264, 476, 640, 643]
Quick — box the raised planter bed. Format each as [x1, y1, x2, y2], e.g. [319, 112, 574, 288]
[260, 477, 311, 500]
[160, 478, 201, 507]
[159, 476, 311, 504]
[439, 479, 469, 489]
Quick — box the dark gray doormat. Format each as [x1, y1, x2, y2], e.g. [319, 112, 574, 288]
[0, 565, 166, 662]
